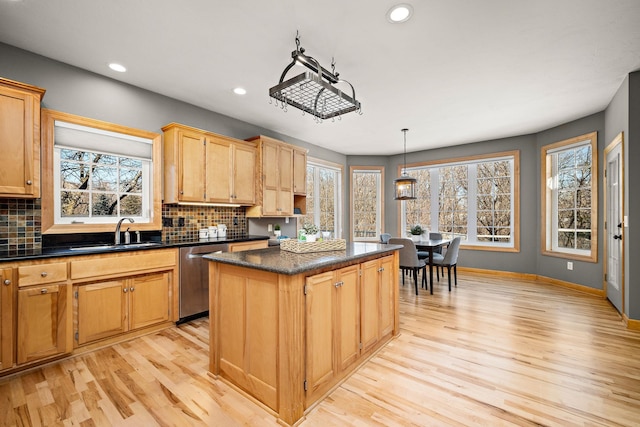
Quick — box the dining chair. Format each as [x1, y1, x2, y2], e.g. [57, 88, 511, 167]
[380, 233, 391, 244]
[419, 232, 445, 277]
[388, 238, 427, 295]
[430, 236, 461, 291]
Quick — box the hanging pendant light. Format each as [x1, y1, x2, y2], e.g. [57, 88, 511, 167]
[394, 128, 417, 200]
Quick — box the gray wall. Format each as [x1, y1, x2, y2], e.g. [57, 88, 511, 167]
[2, 42, 637, 315]
[627, 73, 640, 319]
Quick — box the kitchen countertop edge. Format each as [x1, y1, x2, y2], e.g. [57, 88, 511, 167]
[203, 243, 402, 275]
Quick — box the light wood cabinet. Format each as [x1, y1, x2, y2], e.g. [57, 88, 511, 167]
[0, 78, 46, 198]
[246, 135, 303, 217]
[0, 268, 14, 371]
[17, 282, 72, 364]
[293, 147, 307, 195]
[162, 122, 256, 205]
[305, 264, 360, 404]
[75, 272, 170, 346]
[227, 240, 268, 252]
[360, 255, 395, 352]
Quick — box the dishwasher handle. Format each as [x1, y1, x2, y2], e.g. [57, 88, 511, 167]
[187, 250, 222, 259]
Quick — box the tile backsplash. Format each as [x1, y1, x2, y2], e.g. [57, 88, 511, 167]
[161, 204, 248, 242]
[0, 198, 42, 253]
[0, 198, 248, 253]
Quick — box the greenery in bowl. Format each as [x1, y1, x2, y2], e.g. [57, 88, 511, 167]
[274, 224, 281, 231]
[410, 225, 424, 235]
[302, 223, 319, 234]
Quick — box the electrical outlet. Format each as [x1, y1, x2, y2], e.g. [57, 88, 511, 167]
[285, 217, 290, 224]
[567, 261, 573, 271]
[233, 216, 238, 226]
[177, 217, 185, 227]
[268, 224, 273, 232]
[162, 217, 173, 227]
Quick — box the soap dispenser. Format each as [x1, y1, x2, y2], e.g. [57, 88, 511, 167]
[124, 227, 131, 244]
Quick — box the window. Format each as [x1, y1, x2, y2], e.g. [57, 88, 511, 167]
[400, 151, 519, 251]
[351, 166, 383, 241]
[303, 158, 343, 238]
[41, 109, 162, 233]
[542, 132, 597, 261]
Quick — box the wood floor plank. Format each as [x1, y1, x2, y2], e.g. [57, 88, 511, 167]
[2, 272, 640, 426]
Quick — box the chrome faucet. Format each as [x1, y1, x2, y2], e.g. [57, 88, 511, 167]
[114, 218, 134, 245]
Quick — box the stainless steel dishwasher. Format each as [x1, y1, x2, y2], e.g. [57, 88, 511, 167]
[178, 243, 228, 322]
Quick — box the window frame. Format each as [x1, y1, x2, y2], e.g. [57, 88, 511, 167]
[41, 109, 162, 234]
[541, 132, 598, 262]
[398, 151, 520, 252]
[350, 166, 384, 242]
[304, 157, 343, 239]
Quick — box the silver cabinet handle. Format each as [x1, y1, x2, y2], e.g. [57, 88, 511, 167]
[378, 267, 384, 272]
[130, 287, 135, 292]
[123, 287, 128, 293]
[40, 288, 48, 294]
[3, 279, 11, 286]
[41, 272, 48, 277]
[26, 180, 33, 185]
[334, 281, 344, 288]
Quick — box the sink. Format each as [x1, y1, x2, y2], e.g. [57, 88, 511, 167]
[69, 242, 162, 252]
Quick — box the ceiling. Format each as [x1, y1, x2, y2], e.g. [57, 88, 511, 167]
[1, 0, 640, 155]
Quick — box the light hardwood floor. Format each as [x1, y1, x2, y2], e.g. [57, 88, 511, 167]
[2, 272, 640, 426]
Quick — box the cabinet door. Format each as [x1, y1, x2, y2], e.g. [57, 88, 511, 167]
[305, 271, 336, 400]
[178, 130, 206, 201]
[293, 148, 307, 195]
[129, 272, 170, 330]
[262, 141, 280, 215]
[360, 259, 380, 352]
[335, 265, 360, 371]
[379, 256, 395, 338]
[233, 142, 256, 205]
[17, 283, 72, 364]
[278, 144, 294, 215]
[0, 84, 40, 198]
[0, 268, 14, 371]
[76, 280, 127, 345]
[206, 138, 233, 202]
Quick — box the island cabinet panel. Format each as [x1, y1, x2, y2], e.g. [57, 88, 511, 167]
[360, 255, 396, 352]
[305, 264, 360, 405]
[0, 268, 14, 371]
[215, 265, 278, 411]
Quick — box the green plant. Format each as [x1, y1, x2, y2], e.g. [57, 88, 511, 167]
[410, 225, 424, 235]
[302, 223, 319, 234]
[274, 224, 281, 231]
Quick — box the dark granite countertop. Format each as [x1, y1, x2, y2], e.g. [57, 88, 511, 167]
[0, 235, 270, 262]
[203, 242, 402, 275]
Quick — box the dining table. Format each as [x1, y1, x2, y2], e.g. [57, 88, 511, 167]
[414, 238, 451, 294]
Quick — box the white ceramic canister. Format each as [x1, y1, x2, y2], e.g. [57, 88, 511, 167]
[208, 226, 218, 238]
[199, 228, 209, 239]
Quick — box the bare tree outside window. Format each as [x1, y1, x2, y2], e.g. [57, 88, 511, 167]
[477, 160, 512, 242]
[439, 165, 468, 240]
[305, 161, 342, 237]
[59, 149, 143, 219]
[351, 168, 382, 240]
[404, 169, 430, 234]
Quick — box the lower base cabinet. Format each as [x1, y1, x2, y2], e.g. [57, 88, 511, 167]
[1, 268, 15, 371]
[305, 264, 360, 404]
[76, 272, 170, 346]
[17, 282, 72, 364]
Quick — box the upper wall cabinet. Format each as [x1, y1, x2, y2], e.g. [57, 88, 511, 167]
[0, 78, 46, 198]
[293, 147, 307, 195]
[162, 123, 256, 205]
[246, 136, 307, 217]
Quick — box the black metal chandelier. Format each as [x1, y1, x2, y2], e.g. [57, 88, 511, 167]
[394, 128, 417, 200]
[269, 33, 361, 122]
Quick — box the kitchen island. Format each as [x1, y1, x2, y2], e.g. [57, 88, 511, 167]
[204, 242, 401, 425]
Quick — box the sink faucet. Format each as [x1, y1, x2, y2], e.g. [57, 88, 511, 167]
[114, 218, 134, 245]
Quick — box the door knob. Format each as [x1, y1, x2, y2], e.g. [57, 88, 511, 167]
[613, 234, 622, 240]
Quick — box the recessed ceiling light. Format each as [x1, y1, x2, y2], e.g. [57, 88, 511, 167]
[233, 87, 247, 95]
[387, 4, 413, 23]
[108, 63, 127, 73]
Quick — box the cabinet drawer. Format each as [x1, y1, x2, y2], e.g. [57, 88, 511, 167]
[71, 249, 177, 280]
[18, 262, 68, 287]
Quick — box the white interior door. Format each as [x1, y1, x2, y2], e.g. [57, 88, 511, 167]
[605, 135, 624, 313]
